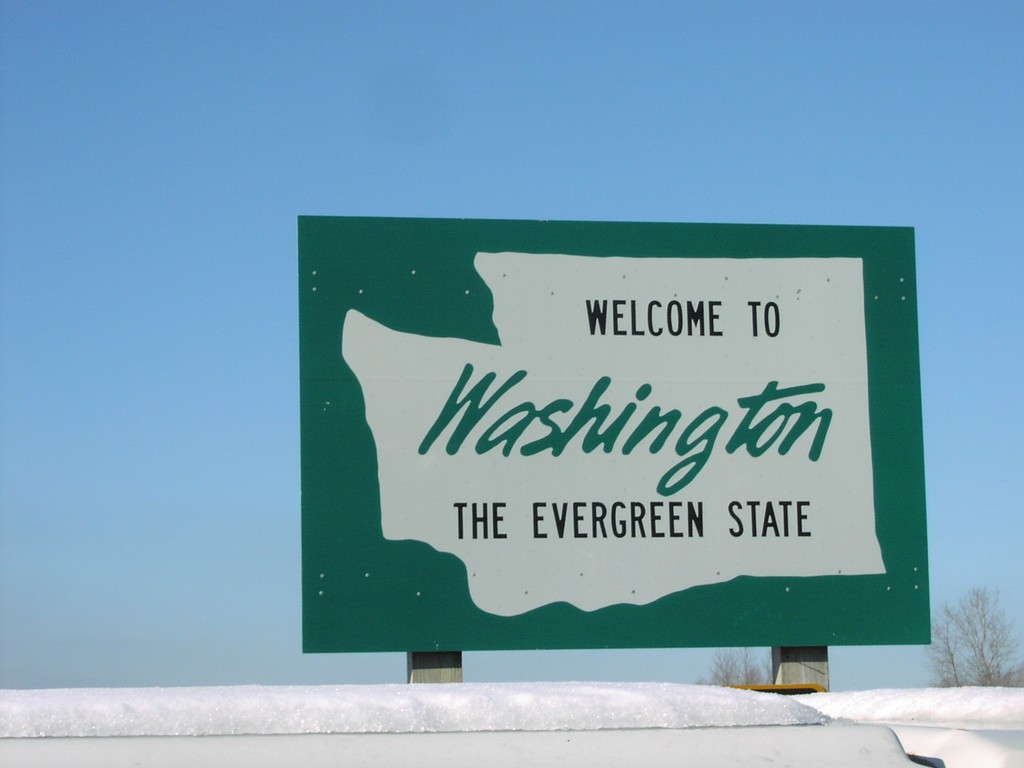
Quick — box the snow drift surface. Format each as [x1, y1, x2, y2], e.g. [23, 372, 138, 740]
[1, 682, 826, 738]
[799, 686, 1024, 729]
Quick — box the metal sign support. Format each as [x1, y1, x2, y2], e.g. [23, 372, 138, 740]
[772, 646, 829, 691]
[408, 651, 463, 683]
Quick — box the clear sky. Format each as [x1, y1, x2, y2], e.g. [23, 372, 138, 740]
[1, 1, 1021, 691]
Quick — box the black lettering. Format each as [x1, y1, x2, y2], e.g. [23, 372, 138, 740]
[629, 300, 645, 336]
[493, 502, 507, 539]
[612, 300, 626, 335]
[573, 501, 587, 538]
[765, 301, 780, 337]
[688, 501, 704, 537]
[748, 300, 781, 338]
[630, 501, 646, 537]
[552, 502, 570, 538]
[592, 502, 608, 538]
[472, 502, 488, 539]
[779, 500, 791, 536]
[586, 300, 609, 335]
[709, 300, 722, 336]
[729, 500, 743, 536]
[761, 500, 780, 536]
[667, 301, 683, 335]
[611, 501, 627, 537]
[669, 501, 682, 537]
[650, 501, 664, 538]
[455, 501, 467, 539]
[798, 501, 811, 536]
[686, 301, 705, 335]
[748, 301, 762, 336]
[647, 300, 663, 336]
[532, 502, 547, 538]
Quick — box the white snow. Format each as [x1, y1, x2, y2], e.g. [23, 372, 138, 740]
[803, 687, 1024, 730]
[4, 683, 1024, 739]
[0, 682, 826, 738]
[4, 684, 1024, 768]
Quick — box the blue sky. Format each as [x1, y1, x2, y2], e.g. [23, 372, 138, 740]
[1, 1, 1021, 690]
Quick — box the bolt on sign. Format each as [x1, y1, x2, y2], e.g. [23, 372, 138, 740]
[299, 217, 928, 653]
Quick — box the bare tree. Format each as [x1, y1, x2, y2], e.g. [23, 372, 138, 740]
[927, 587, 1023, 687]
[700, 648, 773, 686]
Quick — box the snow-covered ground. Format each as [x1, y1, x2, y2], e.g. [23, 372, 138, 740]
[799, 686, 1024, 730]
[803, 687, 1024, 768]
[0, 682, 825, 737]
[2, 683, 1023, 767]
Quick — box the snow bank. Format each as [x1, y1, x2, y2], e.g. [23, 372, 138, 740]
[0, 682, 826, 738]
[802, 687, 1024, 730]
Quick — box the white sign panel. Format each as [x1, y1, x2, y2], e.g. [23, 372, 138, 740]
[343, 251, 884, 616]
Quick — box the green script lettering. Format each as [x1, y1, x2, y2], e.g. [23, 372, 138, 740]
[418, 367, 833, 496]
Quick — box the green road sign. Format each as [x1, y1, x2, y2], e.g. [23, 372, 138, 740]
[299, 216, 928, 653]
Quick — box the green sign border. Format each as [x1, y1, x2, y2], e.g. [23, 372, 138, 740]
[299, 216, 928, 652]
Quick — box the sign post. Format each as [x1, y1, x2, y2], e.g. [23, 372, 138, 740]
[407, 652, 463, 684]
[299, 216, 928, 665]
[772, 646, 829, 691]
